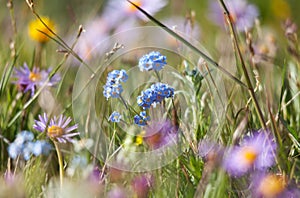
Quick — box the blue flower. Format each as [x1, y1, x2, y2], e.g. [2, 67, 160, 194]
[137, 89, 156, 109]
[103, 69, 128, 100]
[107, 69, 128, 84]
[134, 111, 150, 126]
[138, 51, 167, 72]
[137, 83, 174, 109]
[109, 111, 122, 122]
[32, 140, 52, 156]
[7, 130, 52, 160]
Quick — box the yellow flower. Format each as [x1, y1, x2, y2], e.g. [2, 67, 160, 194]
[28, 16, 56, 43]
[135, 131, 145, 146]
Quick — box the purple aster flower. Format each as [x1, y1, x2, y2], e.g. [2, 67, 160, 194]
[12, 63, 61, 96]
[109, 111, 122, 122]
[198, 140, 224, 164]
[102, 0, 168, 27]
[134, 111, 150, 126]
[209, 0, 259, 32]
[223, 129, 277, 177]
[138, 51, 167, 72]
[144, 119, 178, 150]
[74, 17, 109, 60]
[33, 113, 79, 143]
[131, 174, 154, 198]
[251, 172, 300, 198]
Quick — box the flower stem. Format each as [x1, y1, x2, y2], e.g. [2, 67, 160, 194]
[154, 70, 161, 82]
[218, 0, 266, 129]
[53, 140, 64, 188]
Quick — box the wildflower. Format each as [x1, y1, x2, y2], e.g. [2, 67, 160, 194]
[102, 0, 168, 27]
[74, 17, 109, 59]
[107, 186, 128, 198]
[33, 113, 79, 143]
[209, 0, 259, 31]
[107, 69, 128, 83]
[103, 69, 128, 100]
[66, 155, 88, 177]
[223, 129, 277, 177]
[137, 83, 174, 109]
[28, 16, 56, 43]
[109, 111, 122, 122]
[198, 140, 224, 164]
[31, 140, 52, 156]
[7, 131, 52, 160]
[144, 119, 178, 149]
[131, 174, 154, 198]
[134, 111, 150, 126]
[138, 51, 167, 72]
[252, 172, 300, 198]
[88, 166, 104, 184]
[103, 84, 124, 99]
[12, 63, 60, 96]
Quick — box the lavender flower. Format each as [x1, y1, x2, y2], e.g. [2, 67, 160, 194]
[107, 186, 128, 198]
[131, 174, 154, 198]
[198, 140, 224, 164]
[12, 63, 60, 96]
[144, 119, 178, 149]
[102, 0, 168, 27]
[138, 51, 167, 72]
[109, 111, 122, 122]
[209, 0, 259, 32]
[251, 172, 300, 198]
[33, 113, 79, 143]
[223, 129, 277, 177]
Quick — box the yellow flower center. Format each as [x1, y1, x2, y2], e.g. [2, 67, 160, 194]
[29, 72, 41, 82]
[127, 0, 142, 13]
[47, 125, 64, 138]
[242, 146, 257, 165]
[28, 16, 56, 43]
[258, 174, 286, 198]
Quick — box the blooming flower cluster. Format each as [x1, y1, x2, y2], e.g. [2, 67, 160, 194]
[137, 83, 174, 109]
[209, 0, 259, 32]
[134, 111, 150, 126]
[13, 63, 61, 96]
[33, 113, 79, 143]
[138, 51, 167, 72]
[223, 130, 277, 177]
[103, 69, 128, 100]
[7, 131, 52, 160]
